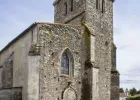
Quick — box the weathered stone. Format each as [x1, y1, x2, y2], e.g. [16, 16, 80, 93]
[54, 0, 119, 100]
[38, 23, 83, 100]
[0, 0, 119, 100]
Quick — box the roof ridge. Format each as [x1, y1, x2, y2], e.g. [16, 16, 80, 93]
[35, 22, 81, 27]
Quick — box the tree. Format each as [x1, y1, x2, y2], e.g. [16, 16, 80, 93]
[120, 88, 124, 93]
[130, 88, 137, 96]
[137, 89, 140, 94]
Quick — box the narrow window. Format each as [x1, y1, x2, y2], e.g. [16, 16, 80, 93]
[61, 52, 69, 75]
[105, 41, 109, 54]
[61, 49, 74, 76]
[96, 0, 99, 10]
[102, 0, 105, 13]
[71, 0, 74, 12]
[64, 2, 68, 15]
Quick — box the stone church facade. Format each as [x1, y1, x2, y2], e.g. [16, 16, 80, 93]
[0, 0, 119, 100]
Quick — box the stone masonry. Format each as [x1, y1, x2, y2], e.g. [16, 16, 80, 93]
[0, 0, 119, 100]
[54, 0, 119, 100]
[38, 23, 83, 100]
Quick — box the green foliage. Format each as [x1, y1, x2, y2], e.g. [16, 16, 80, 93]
[120, 88, 124, 93]
[130, 88, 137, 96]
[126, 96, 140, 100]
[137, 90, 140, 94]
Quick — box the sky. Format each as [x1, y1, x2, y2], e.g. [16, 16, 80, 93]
[114, 0, 140, 90]
[0, 0, 140, 90]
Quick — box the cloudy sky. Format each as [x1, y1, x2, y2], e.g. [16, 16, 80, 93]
[0, 0, 140, 90]
[114, 0, 140, 90]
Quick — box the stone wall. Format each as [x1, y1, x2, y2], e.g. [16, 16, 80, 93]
[111, 43, 119, 100]
[54, 0, 119, 100]
[111, 43, 117, 69]
[37, 23, 84, 100]
[111, 73, 119, 100]
[85, 0, 114, 99]
[0, 0, 119, 100]
[54, 0, 86, 24]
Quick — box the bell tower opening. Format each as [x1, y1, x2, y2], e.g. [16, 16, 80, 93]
[71, 0, 74, 12]
[53, 0, 86, 24]
[64, 2, 68, 16]
[53, 0, 114, 24]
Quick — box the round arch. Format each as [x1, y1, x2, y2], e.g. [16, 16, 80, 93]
[62, 86, 77, 100]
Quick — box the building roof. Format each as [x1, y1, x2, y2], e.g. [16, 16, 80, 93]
[0, 22, 37, 54]
[134, 94, 140, 97]
[120, 93, 128, 97]
[0, 22, 81, 54]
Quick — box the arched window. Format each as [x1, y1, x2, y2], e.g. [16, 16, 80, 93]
[71, 0, 74, 12]
[102, 0, 105, 13]
[61, 49, 74, 76]
[64, 2, 68, 15]
[61, 52, 69, 75]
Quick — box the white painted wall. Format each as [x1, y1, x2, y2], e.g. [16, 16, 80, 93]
[92, 67, 99, 100]
[120, 97, 127, 100]
[27, 56, 40, 100]
[0, 25, 38, 100]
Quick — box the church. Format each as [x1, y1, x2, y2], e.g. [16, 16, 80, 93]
[0, 0, 119, 100]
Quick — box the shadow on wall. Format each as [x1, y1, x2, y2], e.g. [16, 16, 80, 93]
[0, 87, 22, 100]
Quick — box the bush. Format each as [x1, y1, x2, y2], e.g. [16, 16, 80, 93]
[126, 96, 140, 100]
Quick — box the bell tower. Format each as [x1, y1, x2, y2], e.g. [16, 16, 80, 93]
[53, 0, 115, 25]
[53, 0, 119, 100]
[53, 0, 86, 24]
